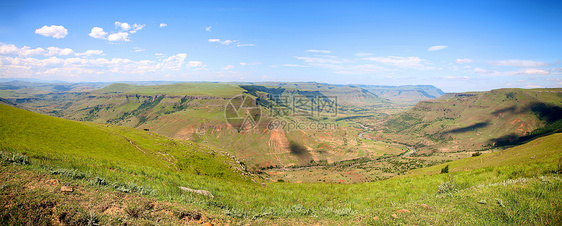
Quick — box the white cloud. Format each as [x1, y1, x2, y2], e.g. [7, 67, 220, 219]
[89, 27, 107, 39]
[205, 26, 212, 32]
[155, 53, 187, 71]
[456, 58, 473, 64]
[0, 43, 20, 55]
[239, 62, 261, 66]
[237, 43, 255, 47]
[223, 65, 234, 70]
[77, 50, 103, 56]
[296, 56, 345, 64]
[160, 23, 167, 28]
[306, 49, 331, 54]
[35, 25, 68, 39]
[115, 22, 131, 31]
[363, 56, 426, 68]
[0, 51, 203, 79]
[428, 45, 448, 51]
[46, 47, 74, 56]
[525, 84, 543, 88]
[518, 68, 549, 75]
[0, 44, 102, 58]
[187, 61, 204, 67]
[489, 60, 548, 67]
[133, 47, 145, 52]
[474, 67, 493, 74]
[355, 52, 373, 57]
[208, 39, 254, 47]
[107, 32, 130, 42]
[443, 76, 470, 80]
[221, 40, 234, 45]
[17, 46, 46, 56]
[282, 64, 308, 67]
[129, 24, 145, 33]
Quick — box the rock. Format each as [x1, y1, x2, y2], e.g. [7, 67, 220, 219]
[418, 204, 431, 209]
[391, 214, 398, 218]
[60, 186, 73, 192]
[372, 216, 379, 220]
[478, 200, 487, 204]
[396, 209, 410, 214]
[45, 179, 59, 186]
[178, 186, 214, 198]
[202, 223, 213, 226]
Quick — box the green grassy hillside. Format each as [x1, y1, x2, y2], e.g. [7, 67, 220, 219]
[377, 88, 562, 157]
[1, 104, 561, 224]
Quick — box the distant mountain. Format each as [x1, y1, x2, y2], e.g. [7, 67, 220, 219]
[357, 85, 444, 105]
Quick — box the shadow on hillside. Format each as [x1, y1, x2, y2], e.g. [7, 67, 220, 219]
[490, 102, 562, 148]
[289, 140, 313, 165]
[444, 122, 490, 134]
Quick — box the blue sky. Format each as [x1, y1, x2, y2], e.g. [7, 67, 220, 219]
[0, 0, 561, 92]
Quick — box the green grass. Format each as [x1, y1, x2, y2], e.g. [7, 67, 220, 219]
[93, 82, 244, 97]
[1, 103, 561, 224]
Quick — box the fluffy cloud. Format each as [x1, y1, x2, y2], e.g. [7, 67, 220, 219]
[355, 52, 373, 57]
[306, 49, 331, 54]
[0, 43, 203, 79]
[133, 47, 145, 52]
[517, 68, 549, 75]
[208, 39, 254, 47]
[76, 50, 103, 56]
[0, 44, 46, 56]
[296, 56, 345, 64]
[456, 58, 473, 64]
[186, 61, 204, 67]
[160, 23, 167, 28]
[0, 44, 102, 57]
[90, 22, 144, 42]
[114, 21, 144, 33]
[205, 26, 212, 32]
[115, 21, 131, 31]
[363, 56, 427, 68]
[443, 76, 470, 80]
[489, 60, 548, 67]
[46, 47, 74, 56]
[35, 25, 68, 39]
[474, 67, 493, 74]
[223, 65, 234, 70]
[155, 53, 187, 71]
[428, 45, 448, 51]
[237, 43, 255, 47]
[89, 27, 107, 39]
[107, 32, 130, 42]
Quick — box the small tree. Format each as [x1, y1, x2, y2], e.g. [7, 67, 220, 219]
[441, 164, 449, 174]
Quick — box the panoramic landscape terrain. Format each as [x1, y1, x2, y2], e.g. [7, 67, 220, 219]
[1, 0, 561, 225]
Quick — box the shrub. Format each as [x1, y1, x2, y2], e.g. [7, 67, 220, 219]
[441, 164, 449, 174]
[0, 151, 30, 165]
[50, 168, 85, 179]
[472, 152, 482, 157]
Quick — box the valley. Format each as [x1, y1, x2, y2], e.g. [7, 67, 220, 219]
[1, 80, 561, 224]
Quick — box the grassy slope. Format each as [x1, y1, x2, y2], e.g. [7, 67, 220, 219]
[93, 82, 244, 97]
[1, 103, 561, 224]
[381, 88, 562, 154]
[405, 132, 562, 177]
